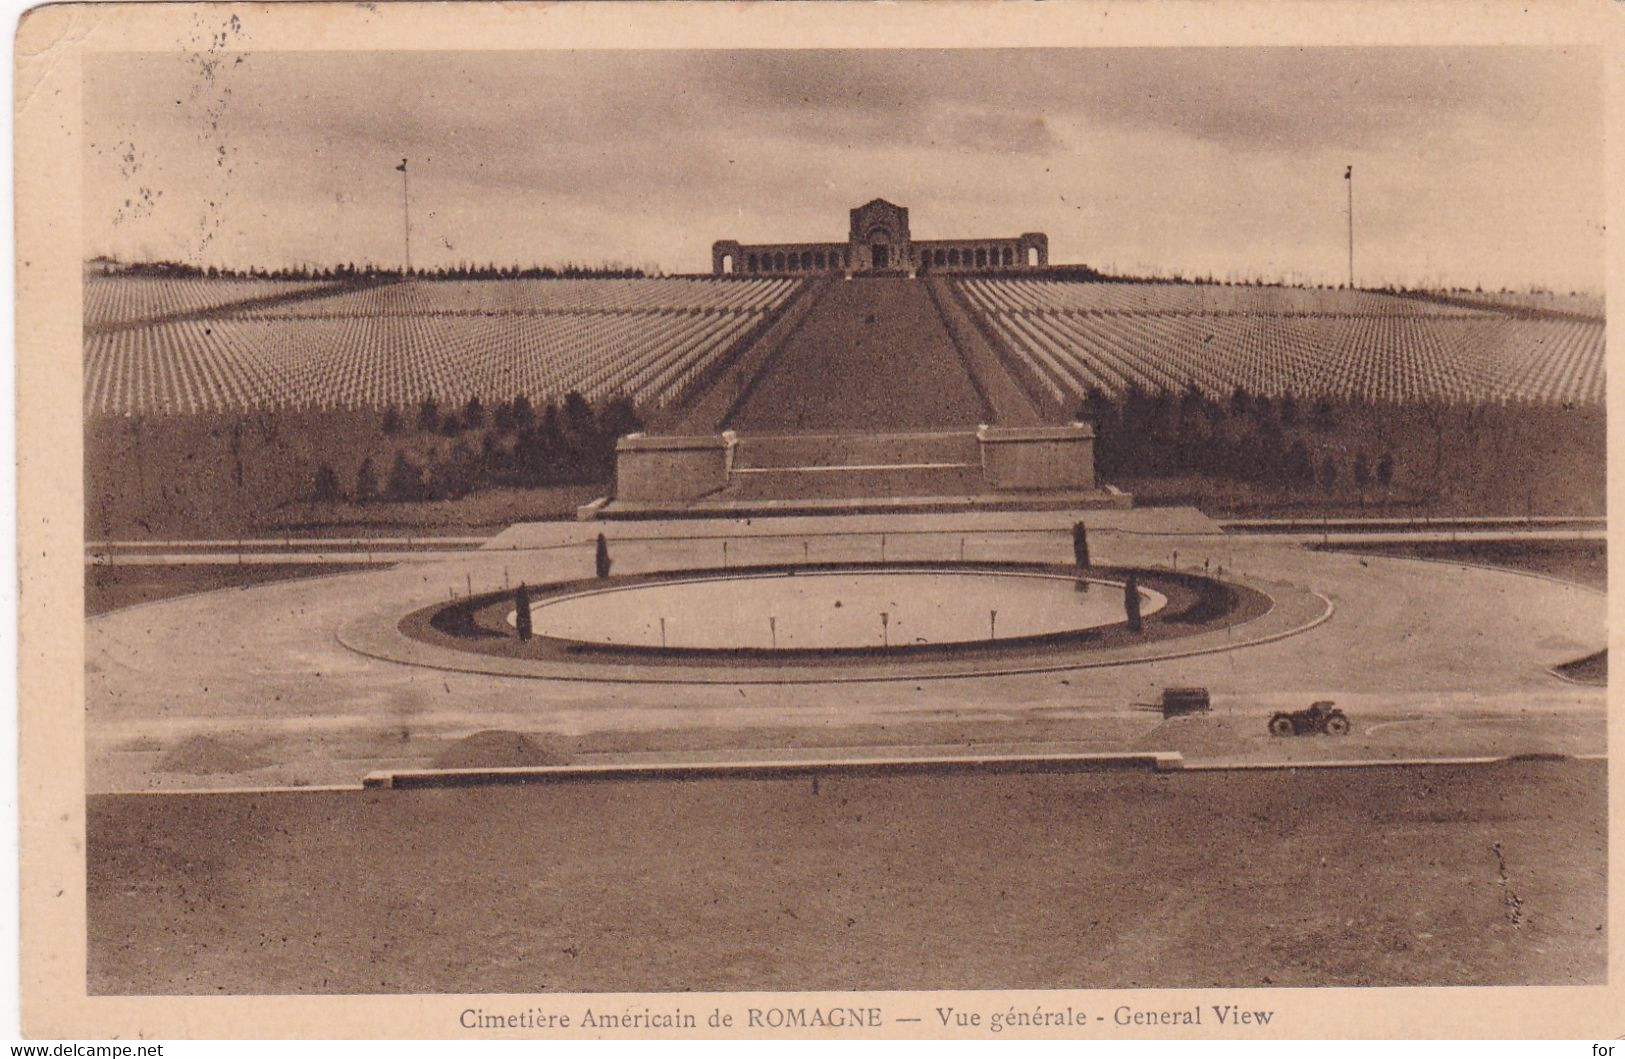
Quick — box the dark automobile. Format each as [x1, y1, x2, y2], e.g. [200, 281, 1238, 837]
[1269, 700, 1351, 736]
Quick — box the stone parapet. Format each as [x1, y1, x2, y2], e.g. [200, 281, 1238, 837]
[602, 424, 1123, 515]
[976, 422, 1096, 492]
[614, 431, 736, 502]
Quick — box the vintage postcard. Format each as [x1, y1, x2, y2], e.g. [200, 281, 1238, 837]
[14, 0, 1624, 1040]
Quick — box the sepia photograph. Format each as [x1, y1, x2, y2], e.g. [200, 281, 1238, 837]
[13, 0, 1620, 1040]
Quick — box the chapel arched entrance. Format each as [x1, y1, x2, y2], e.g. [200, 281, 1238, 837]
[865, 227, 895, 270]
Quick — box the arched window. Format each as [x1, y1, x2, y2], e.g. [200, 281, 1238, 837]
[1026, 246, 1038, 267]
[1002, 247, 1013, 267]
[815, 252, 825, 270]
[800, 251, 812, 270]
[974, 248, 986, 267]
[720, 254, 734, 274]
[748, 254, 758, 273]
[948, 249, 960, 266]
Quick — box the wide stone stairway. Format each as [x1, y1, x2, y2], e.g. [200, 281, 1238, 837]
[726, 277, 989, 431]
[602, 275, 1113, 516]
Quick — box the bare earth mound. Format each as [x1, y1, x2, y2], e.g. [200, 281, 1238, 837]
[157, 736, 268, 776]
[431, 730, 567, 769]
[1552, 650, 1606, 686]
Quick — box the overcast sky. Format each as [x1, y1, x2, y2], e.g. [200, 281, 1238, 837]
[85, 47, 1602, 291]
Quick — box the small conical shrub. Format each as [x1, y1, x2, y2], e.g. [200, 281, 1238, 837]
[515, 582, 533, 641]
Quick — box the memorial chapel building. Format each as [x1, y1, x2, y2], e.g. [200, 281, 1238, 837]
[712, 198, 1049, 277]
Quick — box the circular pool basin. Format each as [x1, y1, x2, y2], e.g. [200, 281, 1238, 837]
[518, 568, 1166, 651]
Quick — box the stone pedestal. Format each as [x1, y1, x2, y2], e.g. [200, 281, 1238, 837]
[977, 422, 1096, 492]
[615, 432, 735, 502]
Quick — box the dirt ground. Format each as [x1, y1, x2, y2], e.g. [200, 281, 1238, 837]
[86, 759, 1604, 995]
[86, 562, 378, 617]
[1324, 539, 1605, 592]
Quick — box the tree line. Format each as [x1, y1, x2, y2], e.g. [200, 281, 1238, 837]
[311, 392, 642, 505]
[93, 257, 1589, 299]
[1082, 384, 1399, 498]
[92, 259, 649, 281]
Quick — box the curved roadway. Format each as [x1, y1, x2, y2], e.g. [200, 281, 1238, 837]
[85, 514, 1605, 791]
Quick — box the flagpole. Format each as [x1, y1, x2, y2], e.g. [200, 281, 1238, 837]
[398, 158, 412, 275]
[1345, 164, 1354, 289]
